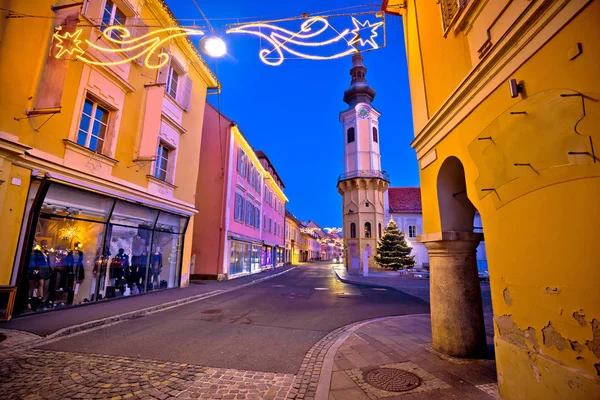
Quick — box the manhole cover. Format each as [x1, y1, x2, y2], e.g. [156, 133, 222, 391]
[364, 368, 421, 392]
[201, 309, 223, 314]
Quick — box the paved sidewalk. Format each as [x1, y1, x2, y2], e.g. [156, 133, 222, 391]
[1, 266, 295, 339]
[322, 314, 499, 400]
[333, 266, 494, 337]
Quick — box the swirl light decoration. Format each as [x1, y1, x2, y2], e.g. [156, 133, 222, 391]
[226, 16, 384, 66]
[53, 25, 204, 69]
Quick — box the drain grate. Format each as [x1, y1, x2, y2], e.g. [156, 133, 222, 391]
[364, 368, 421, 392]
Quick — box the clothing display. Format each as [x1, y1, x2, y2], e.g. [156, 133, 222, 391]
[110, 249, 130, 282]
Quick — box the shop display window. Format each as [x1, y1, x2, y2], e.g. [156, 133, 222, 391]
[17, 182, 188, 315]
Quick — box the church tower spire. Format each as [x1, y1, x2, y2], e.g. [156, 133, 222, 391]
[337, 52, 389, 274]
[343, 51, 376, 107]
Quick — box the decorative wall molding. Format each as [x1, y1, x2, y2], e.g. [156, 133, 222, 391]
[411, 0, 589, 160]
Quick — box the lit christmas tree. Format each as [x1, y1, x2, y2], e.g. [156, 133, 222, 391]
[374, 219, 415, 270]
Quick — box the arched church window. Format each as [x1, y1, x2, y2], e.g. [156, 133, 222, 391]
[378, 223, 382, 238]
[365, 222, 372, 238]
[350, 223, 356, 238]
[347, 127, 355, 143]
[373, 127, 378, 143]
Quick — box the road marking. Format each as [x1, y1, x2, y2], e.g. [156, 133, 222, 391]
[314, 288, 330, 291]
[372, 288, 387, 291]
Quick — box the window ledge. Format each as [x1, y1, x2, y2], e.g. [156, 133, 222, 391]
[146, 175, 177, 199]
[146, 175, 177, 189]
[63, 140, 118, 166]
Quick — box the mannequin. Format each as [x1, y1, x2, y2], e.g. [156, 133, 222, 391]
[150, 247, 162, 289]
[110, 248, 129, 287]
[27, 240, 51, 310]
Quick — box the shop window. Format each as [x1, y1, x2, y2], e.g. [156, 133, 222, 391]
[230, 241, 251, 275]
[347, 127, 355, 143]
[17, 182, 188, 316]
[77, 97, 109, 153]
[365, 222, 372, 238]
[350, 222, 356, 238]
[373, 127, 378, 143]
[153, 142, 171, 181]
[102, 0, 126, 39]
[110, 200, 158, 228]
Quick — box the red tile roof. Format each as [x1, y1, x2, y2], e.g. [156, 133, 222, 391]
[388, 188, 422, 213]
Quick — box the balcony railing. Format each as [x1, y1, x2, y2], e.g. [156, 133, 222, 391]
[338, 170, 390, 183]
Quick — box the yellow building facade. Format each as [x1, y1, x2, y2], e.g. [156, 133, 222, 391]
[0, 0, 217, 318]
[285, 211, 302, 265]
[383, 0, 600, 398]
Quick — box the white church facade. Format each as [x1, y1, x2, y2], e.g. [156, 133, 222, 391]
[383, 187, 488, 271]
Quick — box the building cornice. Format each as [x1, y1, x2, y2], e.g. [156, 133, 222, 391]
[410, 0, 587, 160]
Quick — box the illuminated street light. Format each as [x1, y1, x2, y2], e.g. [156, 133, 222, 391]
[199, 36, 227, 58]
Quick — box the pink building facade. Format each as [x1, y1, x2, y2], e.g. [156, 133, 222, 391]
[191, 104, 287, 280]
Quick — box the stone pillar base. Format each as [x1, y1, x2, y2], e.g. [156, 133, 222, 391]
[420, 231, 487, 358]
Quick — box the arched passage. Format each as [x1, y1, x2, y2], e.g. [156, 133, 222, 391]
[421, 156, 487, 357]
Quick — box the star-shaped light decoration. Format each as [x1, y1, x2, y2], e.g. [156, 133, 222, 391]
[348, 17, 384, 50]
[53, 26, 85, 59]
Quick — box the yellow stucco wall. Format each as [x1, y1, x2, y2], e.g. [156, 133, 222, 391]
[0, 0, 216, 309]
[387, 0, 600, 398]
[0, 163, 31, 285]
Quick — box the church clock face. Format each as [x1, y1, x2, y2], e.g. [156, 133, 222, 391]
[357, 108, 369, 119]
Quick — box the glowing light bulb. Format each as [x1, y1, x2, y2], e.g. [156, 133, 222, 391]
[199, 36, 227, 58]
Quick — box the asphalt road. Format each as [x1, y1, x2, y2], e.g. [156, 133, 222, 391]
[41, 263, 430, 374]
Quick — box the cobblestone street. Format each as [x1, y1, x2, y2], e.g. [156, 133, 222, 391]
[0, 349, 295, 400]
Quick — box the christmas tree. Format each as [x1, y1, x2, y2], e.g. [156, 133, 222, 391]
[374, 219, 415, 270]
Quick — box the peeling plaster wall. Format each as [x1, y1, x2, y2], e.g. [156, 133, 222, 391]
[410, 2, 600, 398]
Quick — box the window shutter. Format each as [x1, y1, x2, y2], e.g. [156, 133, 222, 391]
[128, 18, 148, 66]
[137, 86, 164, 159]
[35, 5, 81, 110]
[181, 75, 193, 111]
[157, 49, 170, 85]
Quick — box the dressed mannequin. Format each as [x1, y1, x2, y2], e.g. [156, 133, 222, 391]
[27, 240, 51, 310]
[91, 247, 108, 301]
[150, 247, 162, 289]
[110, 248, 129, 287]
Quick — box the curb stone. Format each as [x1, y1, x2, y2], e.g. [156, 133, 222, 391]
[332, 266, 401, 291]
[312, 314, 431, 400]
[287, 314, 430, 400]
[0, 266, 296, 354]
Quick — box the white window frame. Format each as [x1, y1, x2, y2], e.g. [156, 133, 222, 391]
[166, 66, 180, 99]
[234, 193, 244, 222]
[102, 0, 126, 29]
[77, 96, 110, 154]
[153, 141, 171, 181]
[408, 225, 417, 239]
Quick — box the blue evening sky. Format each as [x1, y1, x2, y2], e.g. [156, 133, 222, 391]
[166, 1, 419, 228]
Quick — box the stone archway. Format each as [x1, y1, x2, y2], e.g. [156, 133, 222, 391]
[420, 156, 487, 358]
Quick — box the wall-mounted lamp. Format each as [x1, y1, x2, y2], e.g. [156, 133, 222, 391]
[509, 79, 523, 98]
[365, 201, 370, 207]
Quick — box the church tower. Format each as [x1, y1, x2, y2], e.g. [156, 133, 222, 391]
[338, 51, 389, 273]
